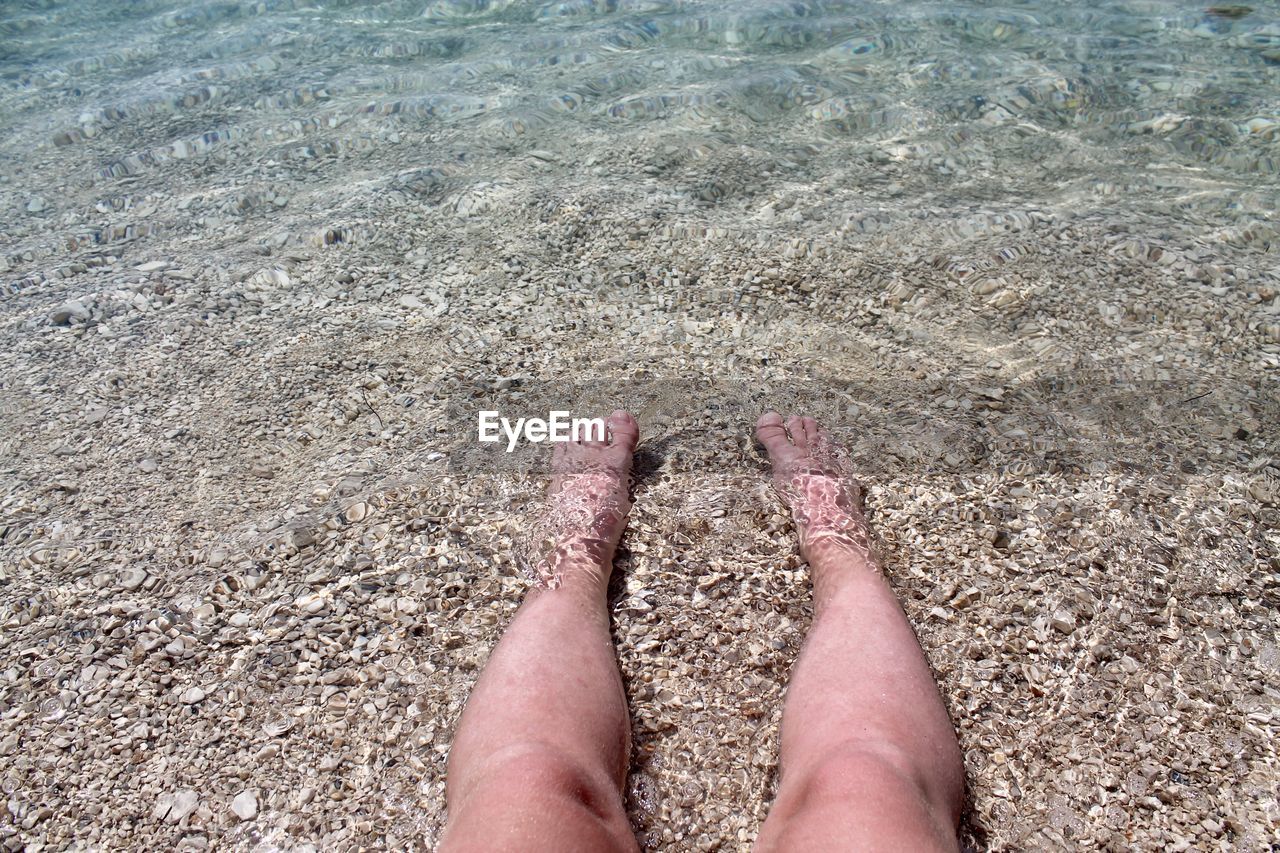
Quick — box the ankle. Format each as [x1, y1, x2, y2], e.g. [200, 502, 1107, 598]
[802, 538, 880, 573]
[796, 511, 876, 562]
[535, 538, 616, 590]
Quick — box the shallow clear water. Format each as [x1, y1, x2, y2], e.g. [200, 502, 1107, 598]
[2, 4, 1279, 850]
[2, 0, 1278, 268]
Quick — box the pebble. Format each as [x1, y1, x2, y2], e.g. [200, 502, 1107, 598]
[120, 567, 147, 590]
[262, 718, 294, 738]
[139, 458, 159, 473]
[180, 686, 207, 704]
[50, 300, 90, 325]
[1051, 610, 1077, 634]
[154, 790, 200, 824]
[231, 789, 258, 821]
[26, 197, 46, 213]
[289, 528, 316, 550]
[296, 593, 327, 614]
[398, 294, 425, 310]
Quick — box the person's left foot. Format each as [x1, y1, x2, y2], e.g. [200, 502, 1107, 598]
[533, 409, 639, 589]
[755, 411, 877, 565]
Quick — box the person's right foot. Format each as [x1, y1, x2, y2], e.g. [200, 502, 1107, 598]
[755, 412, 877, 565]
[532, 409, 639, 590]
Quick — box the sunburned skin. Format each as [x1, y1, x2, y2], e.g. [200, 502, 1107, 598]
[517, 410, 638, 590]
[518, 410, 876, 587]
[777, 467, 878, 563]
[530, 467, 630, 588]
[758, 412, 880, 567]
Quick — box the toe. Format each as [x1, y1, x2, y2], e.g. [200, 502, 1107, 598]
[757, 411, 797, 458]
[785, 415, 808, 450]
[580, 412, 610, 448]
[802, 417, 819, 445]
[813, 418, 834, 447]
[606, 409, 640, 452]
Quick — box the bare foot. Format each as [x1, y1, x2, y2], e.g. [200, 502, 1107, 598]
[532, 409, 640, 589]
[755, 411, 877, 566]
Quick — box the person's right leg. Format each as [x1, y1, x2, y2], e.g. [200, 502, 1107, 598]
[440, 411, 641, 853]
[754, 412, 964, 852]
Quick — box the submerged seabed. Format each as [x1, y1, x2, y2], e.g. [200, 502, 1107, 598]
[0, 0, 1278, 849]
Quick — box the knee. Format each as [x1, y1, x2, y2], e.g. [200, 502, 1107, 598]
[445, 742, 634, 852]
[761, 744, 961, 852]
[787, 741, 961, 827]
[455, 741, 616, 816]
[801, 742, 924, 802]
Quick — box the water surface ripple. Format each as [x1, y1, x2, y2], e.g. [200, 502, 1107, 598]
[2, 0, 1278, 269]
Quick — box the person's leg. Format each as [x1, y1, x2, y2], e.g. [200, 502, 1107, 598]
[440, 411, 641, 853]
[754, 412, 964, 852]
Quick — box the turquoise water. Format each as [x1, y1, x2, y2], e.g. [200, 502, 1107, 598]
[2, 0, 1278, 272]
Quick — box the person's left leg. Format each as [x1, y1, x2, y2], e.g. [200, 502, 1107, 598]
[753, 413, 964, 852]
[440, 411, 641, 853]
